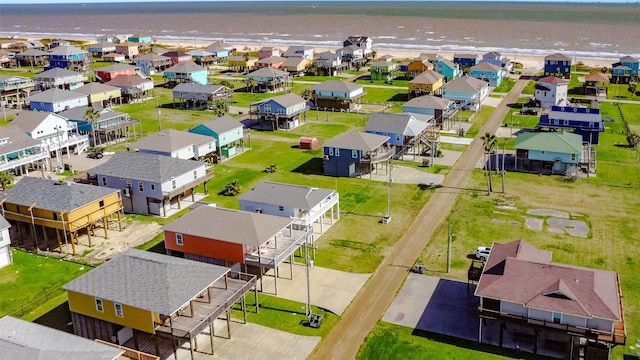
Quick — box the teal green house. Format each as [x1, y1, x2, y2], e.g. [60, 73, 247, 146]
[514, 131, 584, 175]
[189, 115, 246, 160]
[127, 34, 153, 43]
[163, 61, 208, 85]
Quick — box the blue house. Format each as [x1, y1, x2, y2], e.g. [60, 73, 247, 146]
[310, 80, 365, 111]
[482, 51, 512, 71]
[514, 131, 584, 175]
[190, 115, 246, 160]
[453, 53, 480, 69]
[323, 132, 394, 178]
[442, 76, 489, 112]
[544, 53, 572, 78]
[611, 55, 639, 84]
[468, 62, 504, 87]
[28, 88, 88, 112]
[365, 113, 428, 156]
[433, 58, 461, 81]
[127, 34, 153, 44]
[249, 93, 308, 131]
[163, 61, 208, 85]
[45, 46, 87, 71]
[402, 95, 457, 129]
[58, 106, 140, 146]
[537, 106, 604, 145]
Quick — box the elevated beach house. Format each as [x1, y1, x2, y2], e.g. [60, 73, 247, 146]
[283, 45, 315, 60]
[135, 53, 172, 75]
[365, 112, 430, 157]
[2, 177, 124, 255]
[513, 131, 587, 175]
[105, 75, 154, 103]
[249, 93, 308, 131]
[63, 249, 256, 359]
[87, 151, 213, 217]
[15, 49, 49, 68]
[171, 83, 232, 109]
[74, 82, 123, 108]
[86, 42, 117, 58]
[433, 58, 462, 81]
[114, 42, 139, 60]
[258, 46, 283, 59]
[129, 129, 216, 162]
[453, 53, 480, 69]
[238, 181, 340, 236]
[336, 45, 365, 67]
[245, 67, 292, 92]
[34, 67, 86, 91]
[543, 53, 572, 78]
[28, 88, 88, 112]
[127, 34, 153, 44]
[310, 79, 365, 111]
[189, 115, 247, 161]
[406, 59, 434, 79]
[0, 125, 48, 175]
[228, 55, 258, 73]
[468, 62, 504, 87]
[442, 76, 489, 111]
[611, 55, 639, 84]
[370, 60, 398, 81]
[256, 56, 284, 69]
[0, 75, 34, 106]
[12, 110, 90, 158]
[163, 206, 310, 294]
[45, 46, 88, 71]
[475, 240, 625, 359]
[0, 216, 11, 269]
[534, 76, 569, 108]
[402, 95, 457, 129]
[281, 56, 311, 75]
[482, 51, 512, 71]
[537, 106, 604, 145]
[161, 50, 192, 66]
[312, 51, 344, 76]
[59, 106, 140, 146]
[408, 70, 444, 97]
[323, 131, 394, 178]
[343, 36, 373, 57]
[163, 61, 208, 85]
[95, 63, 139, 82]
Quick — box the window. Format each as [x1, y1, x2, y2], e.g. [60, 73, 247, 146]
[52, 213, 58, 221]
[126, 180, 132, 188]
[138, 182, 144, 192]
[264, 104, 271, 112]
[571, 154, 576, 161]
[101, 177, 107, 186]
[172, 179, 176, 189]
[328, 148, 334, 156]
[193, 170, 197, 180]
[99, 200, 104, 208]
[552, 312, 561, 324]
[114, 303, 124, 317]
[335, 148, 340, 156]
[540, 150, 545, 155]
[278, 206, 284, 211]
[150, 183, 155, 191]
[176, 233, 183, 246]
[95, 298, 104, 312]
[352, 150, 358, 158]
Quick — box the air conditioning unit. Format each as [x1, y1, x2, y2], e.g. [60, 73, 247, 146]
[122, 187, 131, 197]
[324, 155, 330, 160]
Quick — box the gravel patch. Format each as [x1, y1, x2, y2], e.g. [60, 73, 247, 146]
[492, 219, 505, 224]
[524, 217, 544, 231]
[547, 218, 589, 237]
[527, 209, 570, 218]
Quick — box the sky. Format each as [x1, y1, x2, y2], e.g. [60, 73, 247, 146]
[2, 0, 630, 3]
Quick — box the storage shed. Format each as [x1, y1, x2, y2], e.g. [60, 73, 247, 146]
[299, 136, 319, 150]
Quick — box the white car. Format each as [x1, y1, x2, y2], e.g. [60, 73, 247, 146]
[475, 246, 491, 261]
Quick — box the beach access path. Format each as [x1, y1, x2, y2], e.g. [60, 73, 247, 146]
[309, 78, 528, 360]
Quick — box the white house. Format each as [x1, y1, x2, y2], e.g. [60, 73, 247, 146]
[0, 216, 11, 269]
[442, 76, 489, 111]
[535, 76, 569, 108]
[129, 129, 216, 161]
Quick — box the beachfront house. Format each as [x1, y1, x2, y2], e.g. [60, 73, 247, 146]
[482, 51, 512, 71]
[45, 46, 88, 71]
[64, 249, 256, 358]
[163, 206, 309, 294]
[58, 106, 140, 146]
[370, 60, 398, 81]
[135, 53, 172, 75]
[406, 59, 434, 79]
[97, 34, 128, 44]
[28, 88, 89, 113]
[408, 70, 445, 97]
[336, 45, 365, 66]
[343, 36, 373, 57]
[163, 61, 208, 85]
[364, 112, 430, 157]
[129, 129, 217, 162]
[105, 75, 154, 103]
[475, 240, 625, 359]
[310, 79, 365, 111]
[402, 95, 457, 129]
[323, 131, 394, 178]
[0, 216, 11, 269]
[0, 75, 35, 107]
[442, 76, 489, 111]
[513, 131, 585, 175]
[534, 76, 569, 108]
[189, 115, 247, 161]
[114, 42, 139, 60]
[0, 50, 12, 68]
[12, 110, 90, 158]
[127, 34, 153, 44]
[583, 72, 609, 97]
[102, 53, 126, 63]
[74, 82, 122, 109]
[453, 53, 480, 70]
[15, 49, 49, 68]
[172, 83, 232, 109]
[543, 53, 572, 78]
[34, 67, 87, 91]
[87, 151, 213, 217]
[256, 56, 284, 69]
[201, 45, 229, 63]
[433, 58, 462, 81]
[228, 55, 258, 73]
[245, 67, 292, 93]
[611, 55, 639, 84]
[468, 62, 504, 87]
[2, 177, 124, 255]
[87, 42, 117, 58]
[187, 50, 216, 66]
[312, 51, 344, 76]
[537, 106, 604, 145]
[0, 125, 48, 176]
[249, 93, 308, 131]
[283, 46, 315, 60]
[258, 46, 283, 59]
[238, 181, 340, 236]
[95, 63, 139, 82]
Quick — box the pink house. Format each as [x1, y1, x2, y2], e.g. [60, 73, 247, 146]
[162, 51, 192, 66]
[258, 46, 283, 60]
[95, 63, 139, 82]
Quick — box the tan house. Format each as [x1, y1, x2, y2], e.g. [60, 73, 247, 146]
[74, 82, 122, 108]
[114, 42, 139, 60]
[406, 59, 434, 79]
[408, 70, 445, 97]
[228, 56, 258, 72]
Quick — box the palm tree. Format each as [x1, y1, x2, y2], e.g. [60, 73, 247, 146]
[83, 107, 100, 146]
[220, 180, 241, 196]
[481, 132, 497, 192]
[245, 78, 257, 102]
[0, 170, 14, 190]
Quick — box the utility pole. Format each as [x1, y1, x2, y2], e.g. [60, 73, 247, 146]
[156, 98, 162, 131]
[501, 143, 506, 193]
[447, 221, 452, 273]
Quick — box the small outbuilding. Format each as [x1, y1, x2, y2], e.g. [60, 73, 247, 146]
[299, 136, 318, 150]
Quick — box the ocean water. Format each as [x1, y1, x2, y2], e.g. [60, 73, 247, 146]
[1, 1, 639, 59]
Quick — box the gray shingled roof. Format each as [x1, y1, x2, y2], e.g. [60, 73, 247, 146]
[365, 113, 427, 137]
[4, 177, 119, 213]
[97, 63, 139, 73]
[620, 55, 638, 63]
[135, 53, 171, 62]
[172, 82, 225, 95]
[267, 93, 306, 108]
[28, 88, 87, 103]
[47, 46, 86, 56]
[63, 249, 229, 315]
[74, 82, 121, 96]
[444, 76, 488, 93]
[105, 75, 152, 87]
[324, 131, 389, 151]
[12, 110, 66, 133]
[238, 181, 335, 211]
[88, 151, 206, 183]
[58, 106, 125, 122]
[34, 68, 84, 80]
[0, 316, 123, 360]
[0, 215, 8, 230]
[130, 129, 214, 153]
[404, 95, 453, 109]
[545, 53, 572, 62]
[470, 62, 501, 72]
[311, 80, 362, 93]
[197, 115, 243, 134]
[247, 67, 289, 78]
[163, 206, 293, 248]
[0, 125, 41, 155]
[164, 61, 206, 74]
[409, 70, 444, 85]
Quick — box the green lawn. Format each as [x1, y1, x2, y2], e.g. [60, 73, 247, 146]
[0, 249, 92, 319]
[465, 106, 494, 139]
[492, 78, 516, 93]
[361, 86, 408, 104]
[521, 80, 536, 95]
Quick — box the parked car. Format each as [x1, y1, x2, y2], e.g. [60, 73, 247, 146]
[475, 246, 491, 261]
[520, 108, 538, 115]
[86, 151, 103, 159]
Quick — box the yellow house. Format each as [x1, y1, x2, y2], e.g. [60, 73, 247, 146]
[75, 82, 122, 108]
[408, 70, 445, 96]
[406, 59, 434, 78]
[1, 177, 123, 255]
[64, 249, 257, 359]
[228, 55, 258, 72]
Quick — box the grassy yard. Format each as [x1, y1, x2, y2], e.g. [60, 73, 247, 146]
[492, 78, 516, 93]
[464, 106, 494, 139]
[361, 86, 408, 104]
[521, 80, 536, 95]
[0, 249, 92, 319]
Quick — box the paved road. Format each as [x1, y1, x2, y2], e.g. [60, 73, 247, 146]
[309, 79, 528, 360]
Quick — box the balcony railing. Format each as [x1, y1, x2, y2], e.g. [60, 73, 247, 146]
[0, 152, 49, 172]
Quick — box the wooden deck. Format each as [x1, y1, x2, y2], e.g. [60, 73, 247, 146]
[244, 227, 310, 268]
